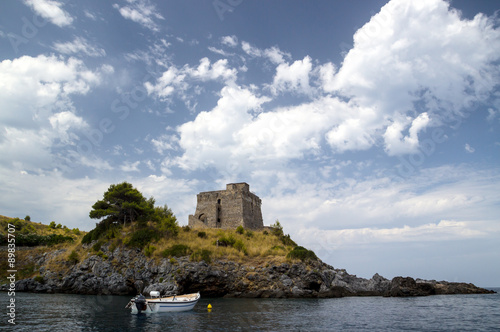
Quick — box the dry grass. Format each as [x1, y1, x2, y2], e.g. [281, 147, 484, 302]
[150, 227, 294, 263]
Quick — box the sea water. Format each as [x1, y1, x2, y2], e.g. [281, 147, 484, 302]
[1, 289, 499, 331]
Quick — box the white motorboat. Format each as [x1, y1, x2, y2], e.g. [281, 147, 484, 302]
[126, 291, 200, 314]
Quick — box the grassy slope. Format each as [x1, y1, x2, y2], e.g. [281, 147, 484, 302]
[0, 215, 86, 283]
[1, 216, 304, 284]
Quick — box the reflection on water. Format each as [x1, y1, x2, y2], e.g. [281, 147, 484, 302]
[3, 290, 499, 331]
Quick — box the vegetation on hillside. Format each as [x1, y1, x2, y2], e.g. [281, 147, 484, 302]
[0, 182, 318, 284]
[0, 215, 82, 246]
[79, 182, 316, 264]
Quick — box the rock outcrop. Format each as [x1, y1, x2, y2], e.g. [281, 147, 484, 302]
[1, 245, 495, 297]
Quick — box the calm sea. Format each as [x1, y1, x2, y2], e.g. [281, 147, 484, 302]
[2, 289, 499, 331]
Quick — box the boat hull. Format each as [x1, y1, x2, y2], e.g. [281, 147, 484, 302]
[130, 293, 200, 314]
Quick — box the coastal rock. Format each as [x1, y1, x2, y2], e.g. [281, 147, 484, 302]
[1, 246, 494, 298]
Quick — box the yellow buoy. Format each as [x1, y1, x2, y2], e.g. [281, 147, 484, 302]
[207, 304, 212, 309]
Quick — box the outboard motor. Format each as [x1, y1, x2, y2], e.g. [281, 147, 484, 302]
[135, 294, 147, 313]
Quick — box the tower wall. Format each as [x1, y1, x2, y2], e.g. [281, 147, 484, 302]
[188, 183, 263, 230]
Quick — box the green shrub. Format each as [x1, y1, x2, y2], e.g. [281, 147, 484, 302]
[270, 220, 284, 237]
[0, 233, 74, 246]
[197, 231, 207, 239]
[245, 230, 254, 238]
[72, 228, 81, 235]
[159, 277, 164, 283]
[280, 234, 297, 247]
[190, 249, 212, 263]
[19, 224, 36, 235]
[68, 250, 79, 264]
[81, 221, 113, 244]
[263, 230, 268, 235]
[236, 226, 244, 234]
[144, 245, 156, 257]
[125, 228, 160, 248]
[182, 225, 191, 232]
[161, 244, 191, 258]
[271, 245, 285, 250]
[233, 239, 248, 255]
[286, 246, 318, 262]
[25, 215, 31, 221]
[169, 258, 177, 265]
[92, 239, 104, 252]
[216, 234, 236, 247]
[49, 221, 56, 229]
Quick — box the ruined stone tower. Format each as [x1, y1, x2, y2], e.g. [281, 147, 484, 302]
[188, 183, 264, 230]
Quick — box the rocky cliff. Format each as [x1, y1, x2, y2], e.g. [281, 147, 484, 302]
[2, 244, 494, 298]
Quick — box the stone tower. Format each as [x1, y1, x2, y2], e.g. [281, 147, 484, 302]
[188, 183, 264, 230]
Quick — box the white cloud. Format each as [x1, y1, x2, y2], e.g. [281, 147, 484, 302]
[299, 220, 486, 249]
[145, 57, 237, 101]
[185, 58, 237, 82]
[69, 154, 113, 171]
[49, 111, 88, 144]
[151, 134, 178, 154]
[487, 108, 499, 122]
[242, 41, 290, 64]
[325, 0, 500, 154]
[173, 85, 271, 171]
[120, 161, 141, 172]
[383, 112, 430, 155]
[84, 10, 97, 21]
[0, 55, 101, 128]
[53, 37, 106, 57]
[0, 55, 104, 171]
[167, 0, 500, 174]
[221, 35, 238, 47]
[208, 46, 230, 56]
[270, 56, 313, 95]
[113, 0, 164, 32]
[465, 143, 475, 153]
[24, 0, 73, 27]
[340, 1, 499, 105]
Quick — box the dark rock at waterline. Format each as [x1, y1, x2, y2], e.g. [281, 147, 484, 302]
[1, 245, 495, 298]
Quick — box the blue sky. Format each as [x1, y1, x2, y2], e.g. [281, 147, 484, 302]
[1, 0, 499, 286]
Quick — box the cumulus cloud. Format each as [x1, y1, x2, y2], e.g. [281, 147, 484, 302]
[185, 58, 237, 82]
[383, 112, 430, 155]
[49, 111, 88, 144]
[329, 0, 500, 146]
[270, 56, 313, 95]
[0, 55, 100, 127]
[113, 0, 164, 32]
[0, 55, 104, 171]
[173, 85, 271, 171]
[145, 57, 237, 102]
[171, 0, 500, 171]
[24, 0, 73, 27]
[53, 37, 106, 57]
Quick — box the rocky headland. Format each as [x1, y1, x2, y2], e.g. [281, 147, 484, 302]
[2, 243, 494, 298]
